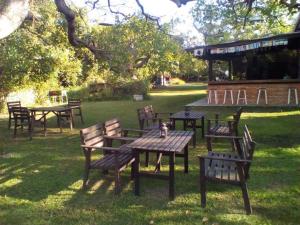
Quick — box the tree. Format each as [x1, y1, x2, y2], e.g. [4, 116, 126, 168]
[192, 0, 298, 45]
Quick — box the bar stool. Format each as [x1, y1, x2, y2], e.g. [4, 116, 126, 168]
[256, 88, 268, 104]
[208, 89, 218, 104]
[236, 88, 247, 105]
[287, 88, 298, 105]
[223, 89, 234, 104]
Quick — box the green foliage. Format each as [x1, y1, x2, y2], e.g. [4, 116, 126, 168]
[192, 0, 296, 44]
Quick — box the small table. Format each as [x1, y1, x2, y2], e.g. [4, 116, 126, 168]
[29, 106, 74, 135]
[128, 130, 193, 200]
[170, 111, 206, 148]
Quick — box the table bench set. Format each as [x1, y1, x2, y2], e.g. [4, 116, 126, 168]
[78, 105, 256, 214]
[6, 99, 255, 214]
[7, 99, 84, 139]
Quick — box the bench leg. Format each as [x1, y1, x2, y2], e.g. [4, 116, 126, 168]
[114, 170, 121, 194]
[200, 157, 206, 208]
[82, 169, 90, 189]
[241, 182, 252, 214]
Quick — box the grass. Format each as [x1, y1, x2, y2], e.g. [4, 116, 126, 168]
[0, 83, 300, 225]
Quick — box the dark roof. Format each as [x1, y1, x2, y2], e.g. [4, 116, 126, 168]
[186, 31, 300, 60]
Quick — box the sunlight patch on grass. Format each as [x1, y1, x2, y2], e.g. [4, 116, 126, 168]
[150, 90, 206, 96]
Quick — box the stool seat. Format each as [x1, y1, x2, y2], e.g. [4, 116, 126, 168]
[256, 88, 268, 105]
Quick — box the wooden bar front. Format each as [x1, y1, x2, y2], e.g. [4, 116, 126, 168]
[208, 79, 300, 105]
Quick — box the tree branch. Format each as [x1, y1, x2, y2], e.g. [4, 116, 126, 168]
[54, 0, 110, 59]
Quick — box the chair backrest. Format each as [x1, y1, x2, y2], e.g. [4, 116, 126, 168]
[68, 99, 81, 107]
[7, 101, 21, 112]
[144, 105, 155, 119]
[236, 125, 256, 179]
[80, 123, 104, 149]
[137, 108, 146, 130]
[103, 118, 122, 137]
[137, 106, 156, 130]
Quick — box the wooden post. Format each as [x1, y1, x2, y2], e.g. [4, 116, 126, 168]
[208, 60, 213, 81]
[298, 50, 300, 79]
[228, 60, 233, 80]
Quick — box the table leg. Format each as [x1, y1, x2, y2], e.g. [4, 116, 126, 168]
[183, 119, 187, 130]
[184, 145, 188, 173]
[43, 111, 47, 136]
[192, 120, 196, 148]
[169, 152, 175, 200]
[201, 116, 205, 138]
[171, 118, 176, 130]
[134, 150, 140, 196]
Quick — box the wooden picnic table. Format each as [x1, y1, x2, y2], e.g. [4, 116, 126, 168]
[29, 105, 77, 135]
[170, 111, 206, 148]
[128, 130, 193, 200]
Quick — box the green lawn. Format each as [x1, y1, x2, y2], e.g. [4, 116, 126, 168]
[0, 83, 300, 225]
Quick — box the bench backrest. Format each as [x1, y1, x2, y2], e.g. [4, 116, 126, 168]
[7, 101, 21, 112]
[104, 118, 122, 137]
[68, 99, 81, 107]
[236, 124, 256, 179]
[80, 123, 104, 149]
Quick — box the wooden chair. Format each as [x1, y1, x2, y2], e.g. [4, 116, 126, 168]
[206, 107, 243, 151]
[137, 105, 173, 131]
[103, 118, 145, 147]
[7, 101, 21, 129]
[68, 98, 84, 125]
[12, 107, 45, 140]
[199, 125, 256, 214]
[80, 123, 135, 194]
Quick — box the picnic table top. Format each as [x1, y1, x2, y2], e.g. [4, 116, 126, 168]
[170, 111, 206, 120]
[29, 105, 78, 112]
[127, 130, 193, 153]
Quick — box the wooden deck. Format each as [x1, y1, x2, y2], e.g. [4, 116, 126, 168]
[185, 98, 299, 109]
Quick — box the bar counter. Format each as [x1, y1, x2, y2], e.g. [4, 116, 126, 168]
[207, 79, 300, 105]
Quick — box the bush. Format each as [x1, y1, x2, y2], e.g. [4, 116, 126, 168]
[170, 78, 186, 85]
[66, 80, 150, 101]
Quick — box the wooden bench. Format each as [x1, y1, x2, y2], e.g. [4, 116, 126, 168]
[80, 123, 135, 194]
[199, 125, 256, 214]
[206, 107, 243, 151]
